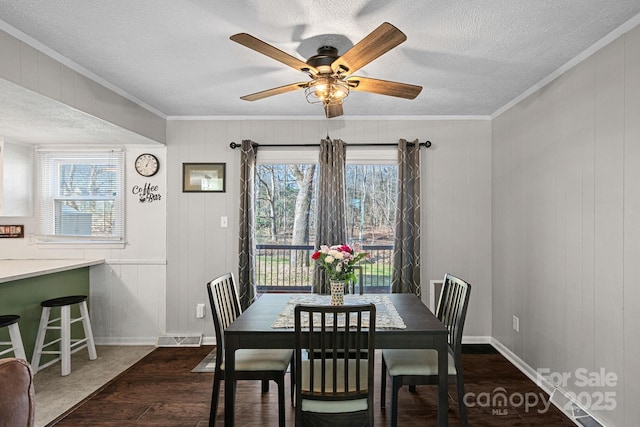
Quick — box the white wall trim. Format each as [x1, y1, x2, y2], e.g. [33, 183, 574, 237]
[94, 337, 158, 346]
[490, 338, 607, 427]
[202, 336, 216, 346]
[95, 335, 488, 347]
[105, 259, 167, 265]
[492, 12, 640, 119]
[490, 338, 554, 394]
[166, 115, 492, 121]
[461, 335, 492, 344]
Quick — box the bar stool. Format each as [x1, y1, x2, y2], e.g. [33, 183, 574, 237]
[0, 315, 27, 360]
[31, 295, 97, 376]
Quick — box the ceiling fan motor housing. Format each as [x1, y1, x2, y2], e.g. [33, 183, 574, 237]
[306, 46, 340, 74]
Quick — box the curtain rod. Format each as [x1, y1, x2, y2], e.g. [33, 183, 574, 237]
[229, 140, 431, 149]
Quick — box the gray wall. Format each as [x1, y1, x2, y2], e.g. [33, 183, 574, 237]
[165, 118, 493, 341]
[492, 24, 640, 427]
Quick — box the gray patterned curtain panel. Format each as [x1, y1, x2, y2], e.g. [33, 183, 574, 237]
[238, 140, 258, 309]
[313, 138, 347, 294]
[392, 139, 422, 295]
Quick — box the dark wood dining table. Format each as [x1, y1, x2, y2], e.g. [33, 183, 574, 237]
[223, 293, 449, 426]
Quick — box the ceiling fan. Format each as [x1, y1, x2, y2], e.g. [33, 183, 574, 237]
[230, 22, 423, 118]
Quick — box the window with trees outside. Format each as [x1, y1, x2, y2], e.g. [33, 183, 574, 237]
[255, 148, 397, 293]
[36, 148, 125, 244]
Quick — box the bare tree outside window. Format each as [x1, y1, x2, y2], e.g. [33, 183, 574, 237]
[255, 162, 397, 292]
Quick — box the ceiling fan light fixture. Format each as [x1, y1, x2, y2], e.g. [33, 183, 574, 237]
[231, 23, 421, 118]
[305, 77, 349, 106]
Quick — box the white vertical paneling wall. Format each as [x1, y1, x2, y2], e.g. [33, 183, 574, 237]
[492, 24, 640, 427]
[165, 118, 493, 341]
[71, 144, 167, 344]
[0, 145, 168, 345]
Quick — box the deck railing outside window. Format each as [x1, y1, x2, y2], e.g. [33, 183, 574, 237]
[255, 244, 393, 293]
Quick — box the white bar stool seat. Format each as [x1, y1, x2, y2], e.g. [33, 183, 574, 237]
[31, 295, 97, 376]
[0, 315, 27, 360]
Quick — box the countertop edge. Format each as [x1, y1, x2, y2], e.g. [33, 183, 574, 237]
[0, 259, 105, 283]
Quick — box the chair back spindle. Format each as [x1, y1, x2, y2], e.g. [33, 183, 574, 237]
[295, 304, 376, 426]
[435, 274, 471, 357]
[207, 273, 242, 364]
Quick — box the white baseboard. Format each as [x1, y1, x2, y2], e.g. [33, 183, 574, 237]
[490, 338, 606, 427]
[462, 335, 492, 344]
[94, 337, 157, 346]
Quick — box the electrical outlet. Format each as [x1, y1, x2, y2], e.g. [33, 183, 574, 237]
[220, 216, 228, 228]
[513, 315, 520, 332]
[196, 303, 205, 318]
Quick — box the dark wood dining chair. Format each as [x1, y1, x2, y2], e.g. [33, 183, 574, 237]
[294, 303, 376, 427]
[207, 273, 294, 427]
[381, 273, 472, 427]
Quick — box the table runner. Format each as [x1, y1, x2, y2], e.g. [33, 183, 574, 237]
[271, 294, 406, 329]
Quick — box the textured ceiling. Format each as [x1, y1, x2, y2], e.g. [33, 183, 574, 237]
[0, 79, 159, 145]
[1, 0, 640, 124]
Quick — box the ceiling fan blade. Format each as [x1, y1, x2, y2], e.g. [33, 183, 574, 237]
[347, 76, 422, 99]
[325, 103, 344, 118]
[331, 22, 406, 75]
[240, 82, 309, 101]
[231, 33, 318, 75]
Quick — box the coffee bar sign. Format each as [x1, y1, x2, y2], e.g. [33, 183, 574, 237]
[0, 225, 24, 238]
[132, 182, 162, 203]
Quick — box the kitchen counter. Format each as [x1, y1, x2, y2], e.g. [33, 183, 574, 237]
[0, 259, 105, 284]
[0, 258, 105, 361]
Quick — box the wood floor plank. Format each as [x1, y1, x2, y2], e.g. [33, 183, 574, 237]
[50, 346, 575, 426]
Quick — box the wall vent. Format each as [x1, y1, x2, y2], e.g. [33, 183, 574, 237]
[426, 280, 444, 312]
[156, 335, 203, 347]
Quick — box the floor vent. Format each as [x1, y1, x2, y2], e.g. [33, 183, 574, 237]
[156, 335, 203, 347]
[550, 388, 605, 427]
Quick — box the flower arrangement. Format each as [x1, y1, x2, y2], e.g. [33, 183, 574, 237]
[311, 243, 369, 285]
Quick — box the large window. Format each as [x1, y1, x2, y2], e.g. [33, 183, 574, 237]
[254, 148, 397, 292]
[36, 148, 125, 244]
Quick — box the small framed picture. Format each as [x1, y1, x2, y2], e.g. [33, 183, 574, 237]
[182, 163, 226, 193]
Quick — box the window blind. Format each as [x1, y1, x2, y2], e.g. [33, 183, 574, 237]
[36, 148, 125, 243]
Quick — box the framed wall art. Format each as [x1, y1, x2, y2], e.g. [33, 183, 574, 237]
[182, 163, 226, 193]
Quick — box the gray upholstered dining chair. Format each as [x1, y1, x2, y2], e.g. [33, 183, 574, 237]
[207, 273, 294, 427]
[381, 273, 471, 427]
[294, 303, 376, 427]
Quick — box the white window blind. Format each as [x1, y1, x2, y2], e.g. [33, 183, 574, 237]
[36, 148, 125, 243]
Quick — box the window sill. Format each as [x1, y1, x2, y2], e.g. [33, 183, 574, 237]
[35, 240, 126, 250]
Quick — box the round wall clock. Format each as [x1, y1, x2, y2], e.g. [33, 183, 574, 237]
[134, 153, 159, 177]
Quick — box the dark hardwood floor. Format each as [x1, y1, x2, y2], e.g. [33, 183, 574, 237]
[50, 345, 575, 426]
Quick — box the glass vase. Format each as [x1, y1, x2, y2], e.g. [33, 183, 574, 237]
[330, 280, 345, 305]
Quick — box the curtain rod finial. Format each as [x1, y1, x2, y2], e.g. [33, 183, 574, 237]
[230, 142, 240, 149]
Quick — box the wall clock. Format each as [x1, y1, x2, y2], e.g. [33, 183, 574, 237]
[134, 153, 159, 177]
